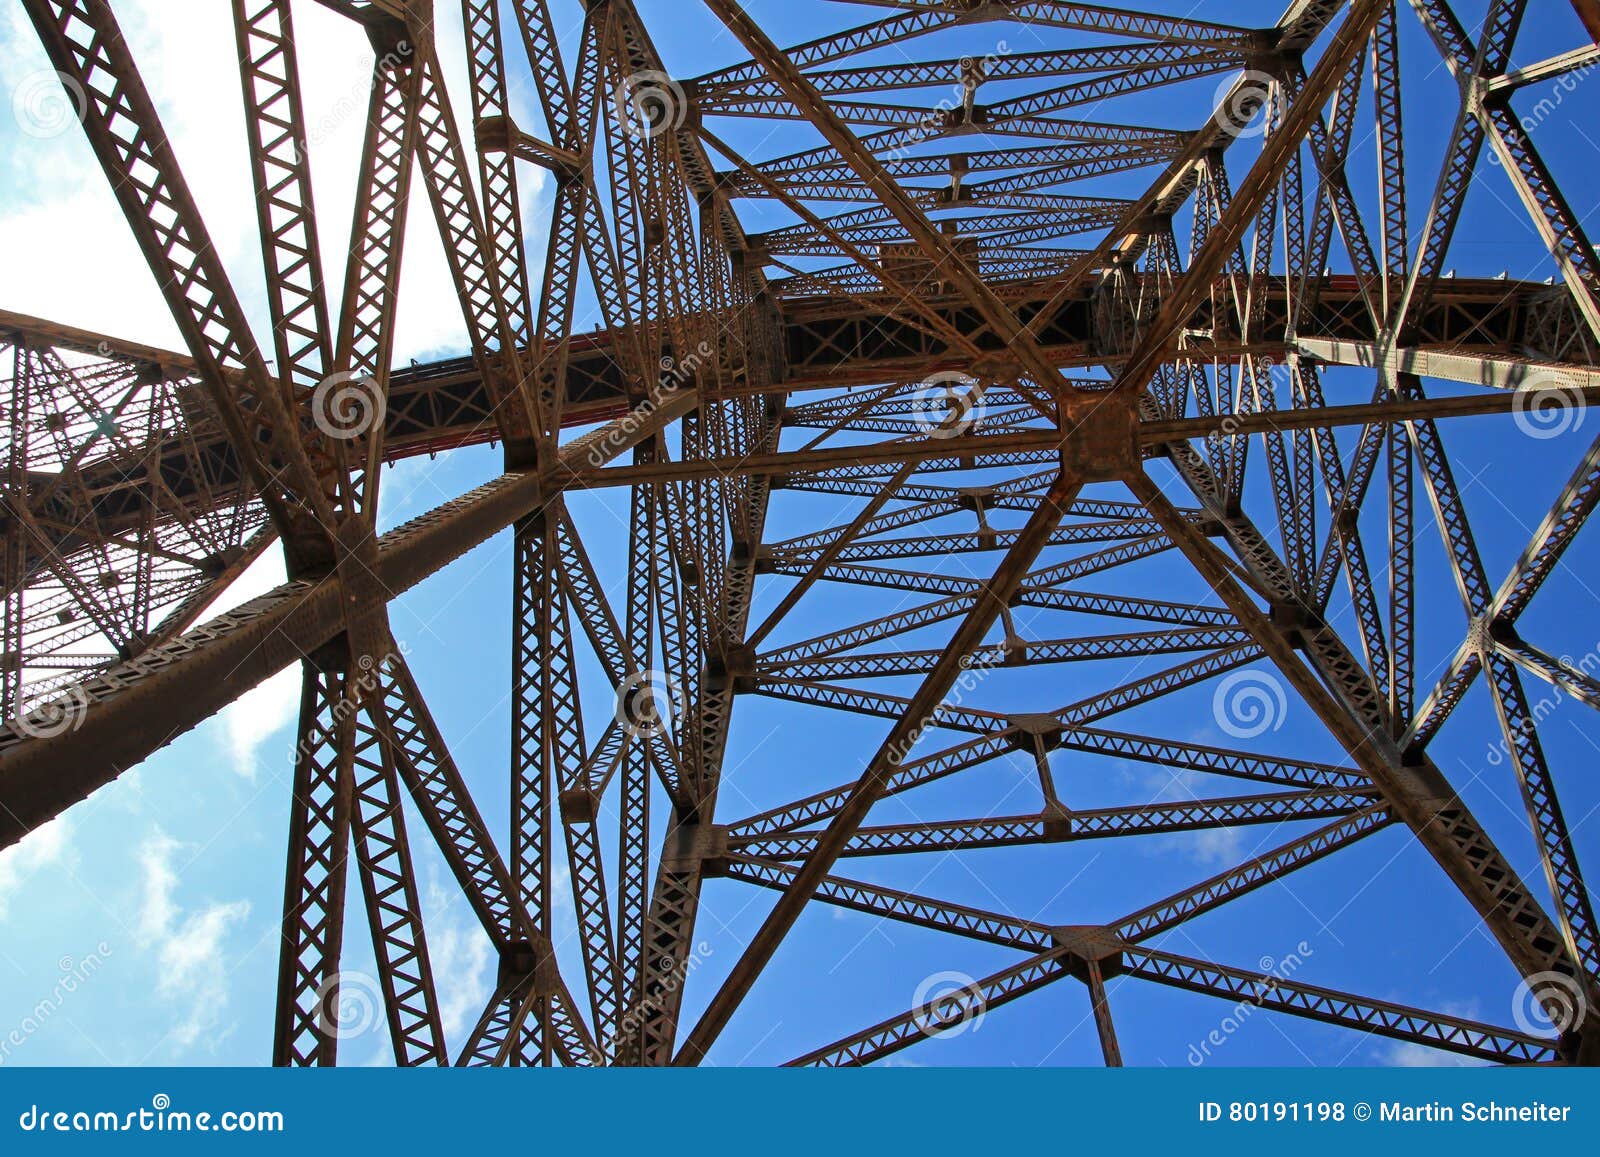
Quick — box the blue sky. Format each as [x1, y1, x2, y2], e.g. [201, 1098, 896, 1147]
[2, 0, 1599, 1068]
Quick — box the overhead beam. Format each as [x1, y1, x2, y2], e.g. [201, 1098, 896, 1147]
[1299, 338, 1600, 391]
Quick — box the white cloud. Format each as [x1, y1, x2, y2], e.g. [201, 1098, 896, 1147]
[422, 869, 492, 1040]
[136, 828, 252, 1051]
[0, 816, 72, 919]
[220, 667, 302, 781]
[1377, 998, 1489, 1066]
[134, 829, 181, 942]
[1112, 762, 1249, 867]
[0, 187, 179, 342]
[1189, 825, 1244, 867]
[1381, 1041, 1489, 1068]
[2, 0, 505, 363]
[189, 549, 303, 779]
[209, 548, 288, 616]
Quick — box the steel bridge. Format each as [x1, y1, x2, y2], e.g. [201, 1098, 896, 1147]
[3, 0, 1600, 1066]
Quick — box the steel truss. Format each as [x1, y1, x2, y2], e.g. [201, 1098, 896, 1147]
[3, 0, 1599, 1067]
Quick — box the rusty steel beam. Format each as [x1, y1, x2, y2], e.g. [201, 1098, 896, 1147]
[673, 475, 1083, 1063]
[0, 391, 696, 847]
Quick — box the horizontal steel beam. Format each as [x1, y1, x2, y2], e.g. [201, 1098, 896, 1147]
[8, 274, 1557, 559]
[1299, 337, 1600, 391]
[565, 383, 1600, 488]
